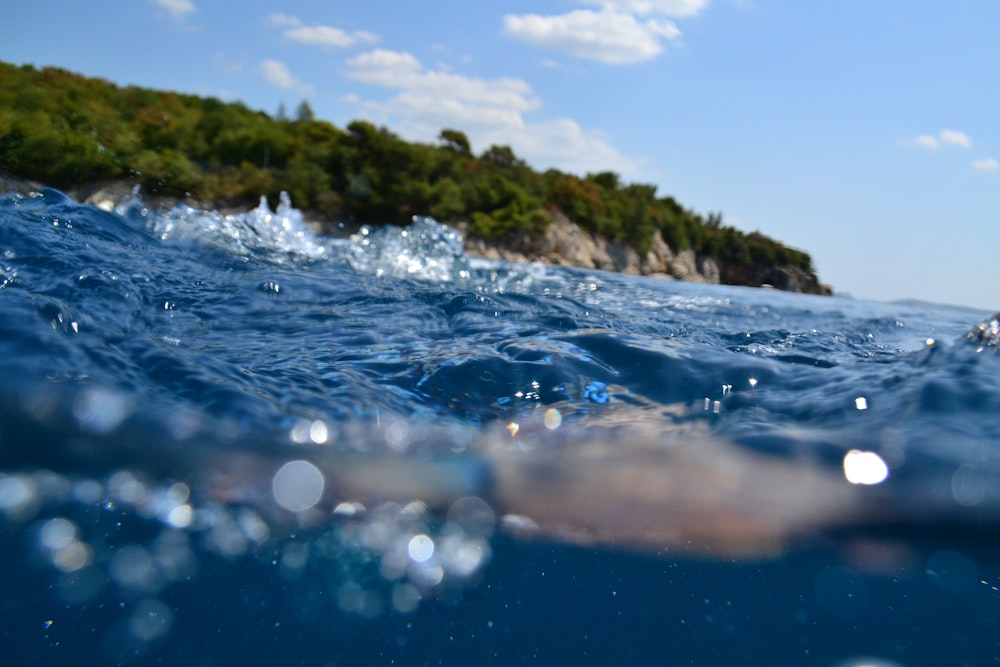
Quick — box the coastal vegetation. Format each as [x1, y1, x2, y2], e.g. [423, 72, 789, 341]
[0, 62, 815, 282]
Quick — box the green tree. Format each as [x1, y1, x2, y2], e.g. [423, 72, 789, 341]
[428, 178, 465, 221]
[295, 100, 315, 122]
[439, 128, 471, 155]
[587, 171, 620, 192]
[480, 145, 524, 170]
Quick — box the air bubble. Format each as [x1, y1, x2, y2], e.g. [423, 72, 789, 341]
[39, 517, 77, 550]
[0, 475, 39, 520]
[281, 542, 310, 574]
[447, 496, 495, 539]
[272, 460, 325, 512]
[51, 540, 93, 573]
[951, 464, 986, 507]
[166, 504, 193, 528]
[109, 544, 163, 593]
[391, 582, 421, 613]
[129, 599, 174, 641]
[72, 387, 132, 434]
[439, 536, 489, 578]
[410, 561, 444, 588]
[407, 534, 435, 563]
[108, 470, 148, 505]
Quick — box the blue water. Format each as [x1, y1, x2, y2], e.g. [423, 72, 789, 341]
[1, 187, 998, 666]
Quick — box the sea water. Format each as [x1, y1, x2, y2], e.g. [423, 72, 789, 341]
[0, 187, 998, 666]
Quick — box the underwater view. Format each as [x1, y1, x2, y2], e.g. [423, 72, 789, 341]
[0, 187, 998, 666]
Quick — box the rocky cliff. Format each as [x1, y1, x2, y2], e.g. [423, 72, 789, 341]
[461, 211, 831, 295]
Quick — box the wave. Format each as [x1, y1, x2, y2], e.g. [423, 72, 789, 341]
[1, 187, 998, 664]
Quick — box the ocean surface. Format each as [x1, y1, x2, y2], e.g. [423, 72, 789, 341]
[1, 187, 998, 666]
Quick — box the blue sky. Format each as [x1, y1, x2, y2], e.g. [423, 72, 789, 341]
[2, 1, 998, 310]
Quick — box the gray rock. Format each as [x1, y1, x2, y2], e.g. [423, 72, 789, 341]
[699, 257, 721, 284]
[668, 250, 700, 282]
[607, 243, 641, 274]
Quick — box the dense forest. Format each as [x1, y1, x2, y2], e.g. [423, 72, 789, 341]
[0, 62, 815, 281]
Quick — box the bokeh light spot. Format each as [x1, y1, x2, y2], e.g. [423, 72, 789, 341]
[407, 534, 434, 563]
[272, 460, 325, 512]
[843, 450, 889, 485]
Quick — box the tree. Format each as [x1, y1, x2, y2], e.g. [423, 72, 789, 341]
[294, 100, 315, 122]
[428, 178, 465, 221]
[480, 144, 522, 169]
[439, 128, 471, 155]
[587, 171, 621, 192]
[275, 102, 288, 121]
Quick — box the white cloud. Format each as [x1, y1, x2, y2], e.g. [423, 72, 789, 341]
[266, 13, 299, 28]
[505, 0, 700, 64]
[347, 49, 539, 113]
[939, 129, 971, 148]
[911, 130, 974, 151]
[151, 0, 196, 21]
[647, 19, 683, 39]
[972, 158, 998, 172]
[259, 60, 313, 95]
[343, 49, 642, 177]
[504, 9, 681, 64]
[581, 0, 709, 17]
[496, 119, 644, 177]
[347, 50, 423, 79]
[267, 13, 378, 49]
[354, 92, 527, 136]
[288, 25, 376, 47]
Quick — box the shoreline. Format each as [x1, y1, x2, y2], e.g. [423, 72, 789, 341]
[0, 174, 832, 295]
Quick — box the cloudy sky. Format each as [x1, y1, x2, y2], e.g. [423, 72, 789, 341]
[2, 1, 998, 309]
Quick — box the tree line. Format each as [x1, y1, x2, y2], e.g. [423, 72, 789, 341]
[0, 62, 814, 279]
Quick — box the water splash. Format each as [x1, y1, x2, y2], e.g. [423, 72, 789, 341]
[141, 192, 329, 262]
[346, 215, 472, 283]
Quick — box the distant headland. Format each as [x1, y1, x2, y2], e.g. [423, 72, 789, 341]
[0, 62, 831, 295]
